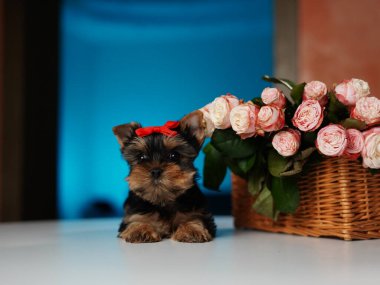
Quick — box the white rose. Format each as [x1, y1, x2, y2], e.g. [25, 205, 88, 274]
[303, 80, 328, 106]
[316, 124, 347, 157]
[257, 106, 285, 133]
[362, 127, 380, 169]
[344, 128, 364, 159]
[292, 100, 324, 132]
[272, 129, 301, 157]
[351, 97, 380, 126]
[210, 94, 240, 129]
[351, 78, 371, 98]
[335, 78, 370, 106]
[261, 88, 286, 108]
[230, 102, 260, 139]
[199, 103, 215, 137]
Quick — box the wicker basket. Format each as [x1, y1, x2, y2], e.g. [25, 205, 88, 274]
[232, 157, 380, 240]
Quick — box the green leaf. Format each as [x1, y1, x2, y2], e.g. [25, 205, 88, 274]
[252, 186, 274, 219]
[341, 118, 366, 130]
[280, 166, 303, 176]
[262, 75, 296, 90]
[278, 147, 316, 177]
[224, 158, 246, 178]
[248, 168, 265, 196]
[290, 83, 306, 105]
[327, 91, 349, 123]
[271, 176, 300, 214]
[211, 128, 256, 159]
[237, 155, 256, 174]
[267, 149, 292, 177]
[202, 143, 227, 190]
[298, 147, 316, 160]
[369, 168, 380, 175]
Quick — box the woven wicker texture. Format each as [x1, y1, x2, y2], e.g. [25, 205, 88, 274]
[232, 157, 380, 240]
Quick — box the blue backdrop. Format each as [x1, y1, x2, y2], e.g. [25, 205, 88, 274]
[59, 0, 274, 219]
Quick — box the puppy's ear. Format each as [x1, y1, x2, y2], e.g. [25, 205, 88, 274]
[179, 110, 206, 150]
[112, 122, 142, 148]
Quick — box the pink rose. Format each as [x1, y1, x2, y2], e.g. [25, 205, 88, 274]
[292, 100, 324, 132]
[257, 106, 285, 133]
[230, 102, 260, 139]
[303, 80, 328, 106]
[272, 129, 301, 157]
[335, 78, 370, 106]
[199, 103, 215, 137]
[351, 97, 380, 125]
[344, 128, 364, 159]
[209, 93, 240, 129]
[361, 127, 380, 169]
[316, 124, 348, 157]
[261, 87, 286, 108]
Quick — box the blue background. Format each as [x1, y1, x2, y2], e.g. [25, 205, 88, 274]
[59, 0, 274, 219]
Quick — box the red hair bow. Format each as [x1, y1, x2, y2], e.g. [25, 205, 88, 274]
[135, 121, 180, 137]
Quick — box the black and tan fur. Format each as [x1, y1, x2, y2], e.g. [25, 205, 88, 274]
[113, 111, 216, 243]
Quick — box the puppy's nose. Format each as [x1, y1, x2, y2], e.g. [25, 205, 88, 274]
[151, 168, 162, 179]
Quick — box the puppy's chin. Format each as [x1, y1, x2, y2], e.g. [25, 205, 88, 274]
[128, 164, 196, 206]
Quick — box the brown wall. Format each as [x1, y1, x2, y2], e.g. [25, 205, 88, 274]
[298, 0, 380, 98]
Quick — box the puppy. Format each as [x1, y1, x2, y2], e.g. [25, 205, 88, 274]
[112, 111, 216, 243]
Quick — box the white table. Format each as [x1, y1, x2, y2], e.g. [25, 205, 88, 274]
[1, 216, 379, 285]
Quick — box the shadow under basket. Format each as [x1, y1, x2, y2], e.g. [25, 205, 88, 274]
[232, 157, 380, 240]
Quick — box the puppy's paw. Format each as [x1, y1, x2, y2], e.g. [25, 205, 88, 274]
[172, 221, 213, 243]
[118, 223, 161, 243]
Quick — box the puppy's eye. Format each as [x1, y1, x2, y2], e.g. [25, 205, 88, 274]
[168, 151, 179, 162]
[138, 154, 149, 162]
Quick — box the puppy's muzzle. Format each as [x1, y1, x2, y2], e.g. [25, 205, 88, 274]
[151, 168, 163, 179]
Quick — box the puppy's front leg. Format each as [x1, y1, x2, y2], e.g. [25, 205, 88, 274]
[172, 211, 215, 243]
[118, 213, 169, 243]
[118, 222, 161, 243]
[172, 220, 213, 243]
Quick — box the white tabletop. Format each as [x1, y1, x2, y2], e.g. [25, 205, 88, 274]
[0, 216, 380, 285]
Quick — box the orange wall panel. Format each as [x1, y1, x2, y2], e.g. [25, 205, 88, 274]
[298, 0, 380, 98]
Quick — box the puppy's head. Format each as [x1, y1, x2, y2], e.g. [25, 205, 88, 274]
[113, 111, 205, 206]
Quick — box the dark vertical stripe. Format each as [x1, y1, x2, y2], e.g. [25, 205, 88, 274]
[22, 0, 60, 220]
[1, 0, 25, 221]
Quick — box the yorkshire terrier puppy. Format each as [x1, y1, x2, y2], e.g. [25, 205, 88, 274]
[112, 111, 216, 243]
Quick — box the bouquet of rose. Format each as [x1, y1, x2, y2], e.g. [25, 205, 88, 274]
[200, 76, 380, 219]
